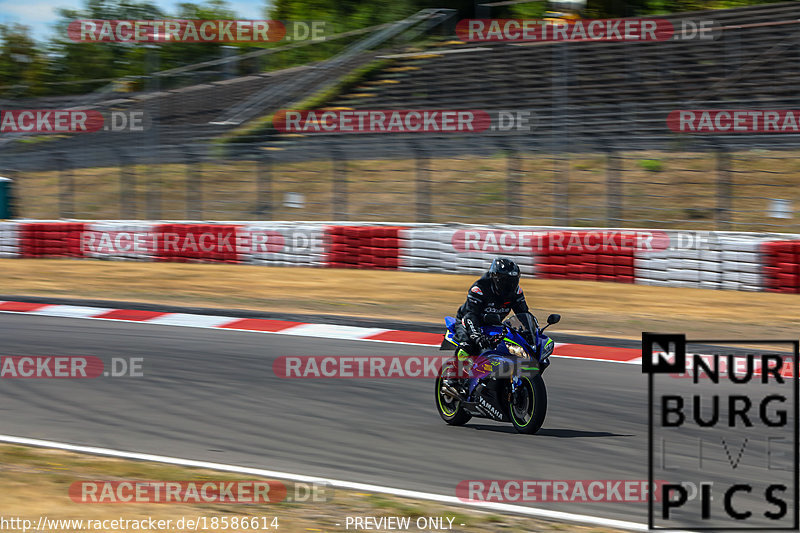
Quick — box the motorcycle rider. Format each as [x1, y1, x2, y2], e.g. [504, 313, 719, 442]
[454, 257, 537, 360]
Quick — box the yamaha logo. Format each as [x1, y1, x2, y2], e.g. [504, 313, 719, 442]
[478, 396, 502, 419]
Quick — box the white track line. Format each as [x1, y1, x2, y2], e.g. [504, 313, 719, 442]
[0, 435, 649, 532]
[278, 323, 389, 339]
[146, 313, 239, 328]
[29, 305, 110, 318]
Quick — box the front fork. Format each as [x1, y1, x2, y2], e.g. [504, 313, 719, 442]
[510, 375, 522, 398]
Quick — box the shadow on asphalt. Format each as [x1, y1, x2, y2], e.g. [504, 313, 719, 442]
[464, 424, 634, 438]
[463, 424, 518, 434]
[536, 428, 634, 438]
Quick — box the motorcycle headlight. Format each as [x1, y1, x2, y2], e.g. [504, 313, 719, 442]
[541, 338, 554, 359]
[505, 342, 529, 359]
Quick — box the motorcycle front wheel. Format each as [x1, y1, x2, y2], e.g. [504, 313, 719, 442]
[509, 375, 547, 434]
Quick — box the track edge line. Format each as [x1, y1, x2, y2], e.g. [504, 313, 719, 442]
[0, 434, 649, 532]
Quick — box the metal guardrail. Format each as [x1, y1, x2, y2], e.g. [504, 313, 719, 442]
[5, 139, 800, 234]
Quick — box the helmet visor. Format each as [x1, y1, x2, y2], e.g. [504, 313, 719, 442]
[492, 274, 518, 294]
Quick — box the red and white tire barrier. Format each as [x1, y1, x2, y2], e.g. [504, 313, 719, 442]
[326, 225, 405, 269]
[762, 240, 800, 293]
[20, 222, 86, 258]
[6, 220, 800, 293]
[81, 222, 156, 261]
[0, 222, 19, 258]
[634, 235, 767, 291]
[240, 222, 327, 267]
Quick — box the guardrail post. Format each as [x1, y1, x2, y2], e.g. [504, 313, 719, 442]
[553, 153, 570, 226]
[57, 152, 74, 219]
[145, 164, 161, 220]
[505, 143, 522, 225]
[551, 41, 570, 226]
[606, 149, 622, 225]
[331, 145, 348, 220]
[716, 148, 732, 231]
[145, 46, 161, 220]
[256, 151, 273, 220]
[413, 143, 431, 223]
[119, 150, 136, 219]
[185, 147, 202, 220]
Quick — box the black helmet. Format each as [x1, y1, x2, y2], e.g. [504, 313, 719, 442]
[488, 257, 520, 295]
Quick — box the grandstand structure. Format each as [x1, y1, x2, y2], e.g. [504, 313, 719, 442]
[264, 1, 800, 158]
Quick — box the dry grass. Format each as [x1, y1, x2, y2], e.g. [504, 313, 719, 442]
[3, 259, 800, 339]
[15, 149, 800, 231]
[0, 444, 624, 533]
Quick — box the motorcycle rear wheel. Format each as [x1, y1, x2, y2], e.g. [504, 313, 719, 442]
[435, 361, 471, 426]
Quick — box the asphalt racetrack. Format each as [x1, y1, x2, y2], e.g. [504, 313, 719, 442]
[0, 313, 795, 529]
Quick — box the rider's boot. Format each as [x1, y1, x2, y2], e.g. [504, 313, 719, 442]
[449, 346, 474, 396]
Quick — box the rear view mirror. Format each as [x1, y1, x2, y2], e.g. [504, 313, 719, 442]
[547, 313, 561, 325]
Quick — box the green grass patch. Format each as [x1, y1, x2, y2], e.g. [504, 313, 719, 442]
[638, 159, 663, 172]
[220, 57, 395, 145]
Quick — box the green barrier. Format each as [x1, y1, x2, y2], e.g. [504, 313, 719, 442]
[0, 177, 13, 219]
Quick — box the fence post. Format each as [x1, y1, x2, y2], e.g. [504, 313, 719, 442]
[716, 148, 732, 230]
[256, 152, 273, 219]
[331, 145, 348, 220]
[413, 143, 431, 223]
[505, 143, 522, 224]
[185, 147, 202, 220]
[606, 148, 622, 226]
[145, 163, 161, 220]
[553, 153, 570, 226]
[119, 150, 136, 219]
[551, 41, 570, 227]
[57, 152, 74, 219]
[145, 45, 161, 220]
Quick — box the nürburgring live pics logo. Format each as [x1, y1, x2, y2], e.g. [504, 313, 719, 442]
[643, 333, 798, 530]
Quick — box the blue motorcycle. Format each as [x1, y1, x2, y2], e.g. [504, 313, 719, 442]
[436, 313, 560, 434]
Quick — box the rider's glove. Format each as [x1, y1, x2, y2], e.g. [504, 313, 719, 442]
[472, 333, 493, 351]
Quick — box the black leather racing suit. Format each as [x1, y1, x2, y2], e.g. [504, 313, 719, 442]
[454, 273, 536, 355]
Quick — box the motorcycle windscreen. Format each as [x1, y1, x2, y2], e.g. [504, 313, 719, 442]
[440, 331, 458, 350]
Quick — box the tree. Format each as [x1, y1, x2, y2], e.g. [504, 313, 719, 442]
[0, 24, 43, 96]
